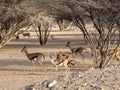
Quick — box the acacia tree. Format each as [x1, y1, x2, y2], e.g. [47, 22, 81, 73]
[31, 12, 52, 46]
[0, 0, 30, 48]
[43, 0, 73, 31]
[56, 19, 72, 31]
[37, 22, 52, 46]
[66, 0, 120, 68]
[47, 0, 120, 68]
[0, 0, 52, 47]
[26, 0, 53, 46]
[32, 14, 52, 46]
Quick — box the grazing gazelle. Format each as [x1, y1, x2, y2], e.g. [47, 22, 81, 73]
[66, 41, 86, 63]
[67, 60, 79, 66]
[57, 51, 73, 60]
[21, 46, 45, 70]
[49, 55, 69, 76]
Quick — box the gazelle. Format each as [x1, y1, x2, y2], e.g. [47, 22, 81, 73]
[14, 33, 20, 40]
[49, 55, 69, 76]
[50, 35, 58, 40]
[20, 30, 30, 38]
[21, 46, 45, 70]
[66, 41, 86, 63]
[107, 48, 120, 61]
[67, 60, 79, 66]
[57, 51, 73, 60]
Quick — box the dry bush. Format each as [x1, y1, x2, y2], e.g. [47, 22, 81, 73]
[44, 0, 120, 68]
[0, 0, 29, 48]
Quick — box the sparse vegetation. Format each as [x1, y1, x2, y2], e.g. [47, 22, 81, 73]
[0, 0, 120, 67]
[0, 0, 120, 89]
[46, 0, 120, 68]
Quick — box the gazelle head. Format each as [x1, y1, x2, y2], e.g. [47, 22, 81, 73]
[66, 41, 71, 47]
[21, 45, 26, 52]
[49, 54, 55, 64]
[49, 54, 55, 60]
[17, 32, 21, 35]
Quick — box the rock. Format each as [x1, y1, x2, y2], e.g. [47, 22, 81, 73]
[24, 66, 120, 90]
[48, 80, 57, 88]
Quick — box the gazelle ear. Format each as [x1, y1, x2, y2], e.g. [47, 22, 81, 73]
[21, 45, 26, 52]
[21, 45, 25, 52]
[49, 55, 53, 59]
[66, 41, 71, 47]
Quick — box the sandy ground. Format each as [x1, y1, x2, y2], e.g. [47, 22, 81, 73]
[0, 27, 119, 90]
[0, 28, 91, 90]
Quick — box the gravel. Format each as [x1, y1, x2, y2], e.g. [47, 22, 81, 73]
[24, 66, 120, 90]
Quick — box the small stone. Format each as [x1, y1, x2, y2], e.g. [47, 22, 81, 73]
[32, 87, 36, 90]
[78, 74, 82, 78]
[48, 80, 57, 88]
[84, 83, 87, 86]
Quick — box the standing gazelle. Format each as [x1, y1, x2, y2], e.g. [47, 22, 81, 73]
[50, 53, 79, 76]
[66, 41, 86, 63]
[49, 51, 75, 75]
[21, 46, 45, 70]
[20, 30, 30, 38]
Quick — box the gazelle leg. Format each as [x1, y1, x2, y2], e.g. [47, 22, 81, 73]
[115, 55, 120, 67]
[65, 65, 70, 80]
[64, 61, 69, 76]
[65, 67, 69, 76]
[37, 58, 43, 71]
[31, 60, 34, 71]
[80, 52, 84, 64]
[55, 66, 58, 76]
[115, 55, 120, 61]
[31, 60, 34, 66]
[73, 53, 75, 60]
